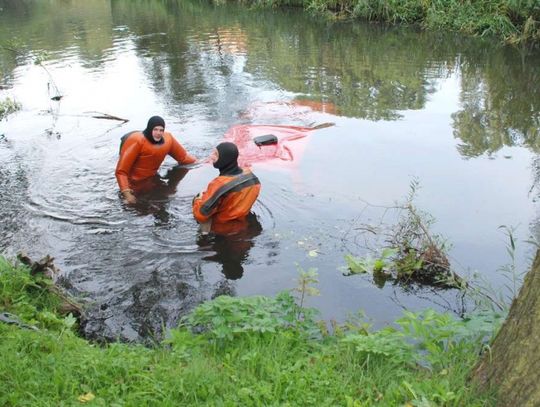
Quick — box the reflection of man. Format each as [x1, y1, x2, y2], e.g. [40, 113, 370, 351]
[197, 213, 262, 280]
[131, 165, 189, 197]
[129, 166, 189, 223]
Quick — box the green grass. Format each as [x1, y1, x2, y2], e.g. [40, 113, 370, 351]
[0, 257, 498, 406]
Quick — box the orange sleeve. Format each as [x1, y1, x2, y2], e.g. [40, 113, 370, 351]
[115, 135, 142, 191]
[192, 177, 223, 223]
[169, 135, 196, 165]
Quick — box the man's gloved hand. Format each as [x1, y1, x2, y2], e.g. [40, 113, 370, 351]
[122, 189, 137, 205]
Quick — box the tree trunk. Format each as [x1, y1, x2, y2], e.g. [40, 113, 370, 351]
[473, 249, 540, 406]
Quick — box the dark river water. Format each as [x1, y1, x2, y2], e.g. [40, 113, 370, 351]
[1, 0, 539, 342]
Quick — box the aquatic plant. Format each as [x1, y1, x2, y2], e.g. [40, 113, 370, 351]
[0, 97, 21, 121]
[388, 182, 454, 286]
[32, 50, 63, 100]
[344, 247, 398, 275]
[292, 266, 320, 308]
[343, 179, 459, 288]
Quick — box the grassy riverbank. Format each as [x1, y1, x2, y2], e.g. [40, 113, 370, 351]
[0, 257, 500, 405]
[215, 0, 540, 45]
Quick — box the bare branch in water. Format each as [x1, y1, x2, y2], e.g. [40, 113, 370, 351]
[310, 122, 335, 130]
[84, 111, 129, 123]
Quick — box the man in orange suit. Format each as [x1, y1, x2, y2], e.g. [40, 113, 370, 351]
[115, 116, 197, 204]
[192, 142, 260, 233]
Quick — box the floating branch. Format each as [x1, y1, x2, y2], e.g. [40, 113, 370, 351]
[84, 111, 129, 123]
[310, 122, 335, 130]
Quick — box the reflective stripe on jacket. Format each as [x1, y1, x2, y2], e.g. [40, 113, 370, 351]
[192, 169, 260, 224]
[115, 131, 195, 191]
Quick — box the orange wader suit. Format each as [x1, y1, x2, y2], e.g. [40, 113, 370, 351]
[115, 131, 196, 192]
[192, 169, 261, 227]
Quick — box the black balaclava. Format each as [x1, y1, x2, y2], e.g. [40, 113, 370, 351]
[142, 115, 166, 144]
[213, 142, 242, 176]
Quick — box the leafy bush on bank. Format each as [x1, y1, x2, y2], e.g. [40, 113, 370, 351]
[0, 257, 498, 405]
[216, 0, 540, 44]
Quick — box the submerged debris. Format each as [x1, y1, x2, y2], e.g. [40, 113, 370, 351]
[16, 252, 82, 317]
[17, 252, 59, 278]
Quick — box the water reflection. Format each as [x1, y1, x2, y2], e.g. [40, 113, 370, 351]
[0, 154, 30, 253]
[452, 49, 540, 158]
[127, 166, 190, 225]
[197, 213, 262, 280]
[1, 0, 539, 156]
[125, 267, 198, 342]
